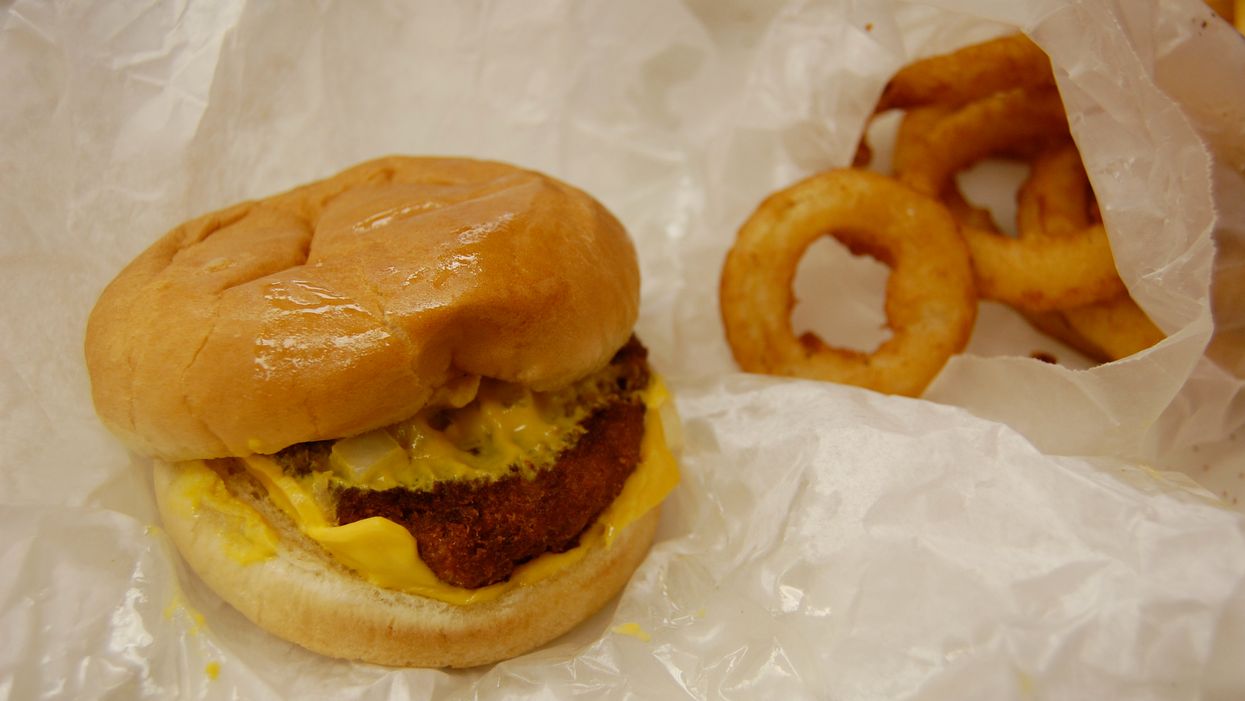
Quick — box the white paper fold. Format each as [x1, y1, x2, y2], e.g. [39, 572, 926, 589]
[2, 0, 1244, 698]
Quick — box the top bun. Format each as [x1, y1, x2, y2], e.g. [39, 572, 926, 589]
[85, 157, 639, 461]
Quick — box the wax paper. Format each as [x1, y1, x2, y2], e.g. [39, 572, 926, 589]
[2, 0, 1244, 698]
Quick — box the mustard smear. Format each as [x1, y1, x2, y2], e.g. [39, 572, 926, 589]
[172, 460, 278, 565]
[324, 376, 590, 492]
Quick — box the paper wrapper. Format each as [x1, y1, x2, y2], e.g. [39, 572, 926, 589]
[2, 0, 1244, 697]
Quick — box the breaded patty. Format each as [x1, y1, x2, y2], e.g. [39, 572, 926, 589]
[336, 400, 645, 588]
[271, 338, 651, 589]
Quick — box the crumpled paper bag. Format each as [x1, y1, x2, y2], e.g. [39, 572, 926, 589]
[1, 0, 1244, 698]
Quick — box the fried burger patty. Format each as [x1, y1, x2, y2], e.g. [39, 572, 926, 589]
[274, 338, 652, 590]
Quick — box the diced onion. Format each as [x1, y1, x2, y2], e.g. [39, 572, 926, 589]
[329, 429, 408, 485]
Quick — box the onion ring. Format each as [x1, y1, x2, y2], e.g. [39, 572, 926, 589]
[852, 137, 873, 168]
[1060, 296, 1164, 360]
[1015, 144, 1163, 360]
[719, 169, 976, 396]
[1015, 141, 1094, 237]
[893, 105, 1000, 232]
[895, 88, 1124, 311]
[876, 34, 1054, 113]
[1022, 296, 1163, 363]
[894, 87, 1069, 203]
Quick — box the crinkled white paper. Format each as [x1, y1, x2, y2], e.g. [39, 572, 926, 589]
[2, 0, 1244, 698]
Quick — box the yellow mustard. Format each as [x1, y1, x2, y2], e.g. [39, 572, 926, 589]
[325, 377, 590, 492]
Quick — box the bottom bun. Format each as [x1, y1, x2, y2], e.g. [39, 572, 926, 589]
[153, 459, 660, 668]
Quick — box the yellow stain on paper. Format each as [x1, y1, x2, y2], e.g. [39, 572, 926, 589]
[611, 622, 652, 642]
[205, 662, 221, 680]
[1016, 669, 1036, 698]
[162, 591, 206, 635]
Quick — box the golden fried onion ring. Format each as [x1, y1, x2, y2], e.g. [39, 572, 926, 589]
[1015, 144, 1164, 361]
[1015, 141, 1094, 237]
[894, 87, 1069, 204]
[876, 34, 1054, 113]
[894, 105, 1000, 232]
[1023, 296, 1164, 363]
[719, 169, 976, 397]
[895, 88, 1124, 311]
[1062, 296, 1163, 361]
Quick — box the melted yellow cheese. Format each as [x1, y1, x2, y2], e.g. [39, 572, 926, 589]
[601, 378, 680, 547]
[218, 375, 679, 605]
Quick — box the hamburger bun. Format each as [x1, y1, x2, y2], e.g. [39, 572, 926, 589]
[86, 156, 639, 461]
[84, 156, 676, 667]
[154, 458, 660, 668]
